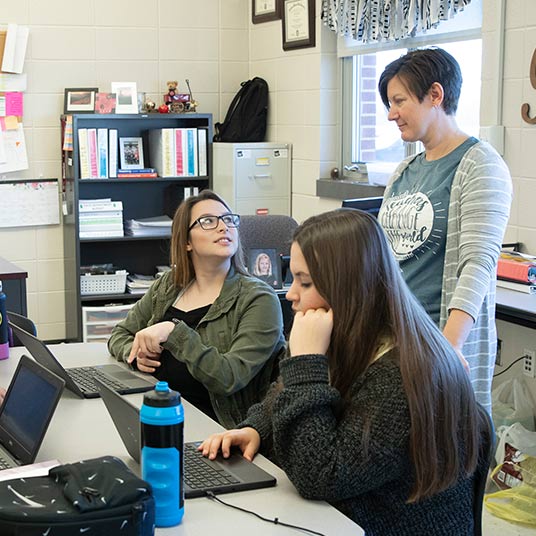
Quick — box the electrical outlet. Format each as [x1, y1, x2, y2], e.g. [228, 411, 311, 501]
[523, 349, 535, 378]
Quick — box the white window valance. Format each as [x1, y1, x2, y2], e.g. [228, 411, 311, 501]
[321, 0, 475, 44]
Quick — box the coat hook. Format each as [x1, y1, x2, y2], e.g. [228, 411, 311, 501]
[521, 48, 536, 124]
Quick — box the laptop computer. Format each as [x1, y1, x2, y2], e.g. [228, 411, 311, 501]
[9, 322, 155, 399]
[94, 377, 277, 498]
[0, 355, 65, 470]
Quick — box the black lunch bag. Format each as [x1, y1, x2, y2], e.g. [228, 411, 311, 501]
[0, 456, 155, 536]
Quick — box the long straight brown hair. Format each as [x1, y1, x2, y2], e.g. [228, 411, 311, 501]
[170, 190, 247, 289]
[293, 209, 485, 502]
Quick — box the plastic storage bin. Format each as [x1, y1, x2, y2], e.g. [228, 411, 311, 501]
[80, 270, 127, 296]
[82, 303, 134, 342]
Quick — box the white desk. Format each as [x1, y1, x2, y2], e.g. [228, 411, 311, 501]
[496, 287, 536, 330]
[2, 344, 362, 536]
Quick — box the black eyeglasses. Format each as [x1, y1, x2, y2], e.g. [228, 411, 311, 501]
[188, 213, 241, 231]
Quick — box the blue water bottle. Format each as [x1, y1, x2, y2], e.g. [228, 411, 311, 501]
[140, 381, 184, 527]
[0, 281, 9, 360]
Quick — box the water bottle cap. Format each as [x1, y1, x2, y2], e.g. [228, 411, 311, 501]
[143, 381, 181, 407]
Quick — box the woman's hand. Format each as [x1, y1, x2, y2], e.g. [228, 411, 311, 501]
[289, 308, 333, 357]
[0, 387, 6, 405]
[127, 321, 175, 372]
[198, 427, 261, 462]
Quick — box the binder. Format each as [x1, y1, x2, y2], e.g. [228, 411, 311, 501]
[97, 128, 108, 178]
[78, 129, 90, 179]
[197, 128, 208, 176]
[87, 128, 98, 179]
[109, 129, 118, 178]
[148, 128, 174, 177]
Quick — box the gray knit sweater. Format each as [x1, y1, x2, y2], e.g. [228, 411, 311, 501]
[242, 352, 478, 535]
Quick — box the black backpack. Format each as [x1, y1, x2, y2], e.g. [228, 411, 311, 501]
[214, 77, 268, 142]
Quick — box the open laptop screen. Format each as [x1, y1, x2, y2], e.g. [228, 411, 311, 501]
[0, 356, 65, 464]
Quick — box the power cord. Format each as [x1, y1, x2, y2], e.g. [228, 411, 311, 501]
[493, 354, 528, 377]
[205, 491, 327, 536]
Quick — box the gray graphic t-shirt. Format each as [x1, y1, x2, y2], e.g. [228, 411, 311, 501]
[379, 137, 478, 323]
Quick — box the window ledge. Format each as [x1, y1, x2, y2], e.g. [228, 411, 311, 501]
[316, 179, 385, 201]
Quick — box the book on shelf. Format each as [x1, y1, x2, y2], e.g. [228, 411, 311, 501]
[117, 172, 157, 178]
[497, 253, 536, 284]
[87, 128, 98, 179]
[117, 168, 156, 174]
[78, 129, 90, 179]
[198, 128, 208, 176]
[185, 127, 198, 176]
[109, 129, 118, 178]
[174, 128, 184, 176]
[79, 199, 123, 212]
[496, 278, 536, 295]
[79, 229, 124, 239]
[97, 128, 108, 178]
[148, 128, 175, 177]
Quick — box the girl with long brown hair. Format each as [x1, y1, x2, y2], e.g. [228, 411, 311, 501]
[200, 208, 490, 535]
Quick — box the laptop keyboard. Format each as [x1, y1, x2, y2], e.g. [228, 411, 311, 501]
[184, 443, 241, 490]
[0, 456, 13, 470]
[68, 367, 126, 393]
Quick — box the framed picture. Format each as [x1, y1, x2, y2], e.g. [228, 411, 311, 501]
[119, 137, 144, 169]
[111, 82, 138, 114]
[282, 0, 315, 51]
[252, 0, 281, 24]
[94, 92, 117, 114]
[248, 248, 282, 289]
[64, 88, 98, 114]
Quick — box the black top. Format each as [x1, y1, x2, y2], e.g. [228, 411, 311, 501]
[153, 304, 217, 421]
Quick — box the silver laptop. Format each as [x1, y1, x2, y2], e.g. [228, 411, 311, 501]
[0, 355, 65, 470]
[94, 377, 277, 498]
[9, 322, 155, 399]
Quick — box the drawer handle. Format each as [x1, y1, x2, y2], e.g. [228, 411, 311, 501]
[249, 174, 272, 180]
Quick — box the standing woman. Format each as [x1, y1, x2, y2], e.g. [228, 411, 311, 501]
[108, 190, 285, 429]
[377, 48, 512, 412]
[200, 209, 490, 535]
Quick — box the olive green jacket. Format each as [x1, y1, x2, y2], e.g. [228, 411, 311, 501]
[108, 268, 286, 429]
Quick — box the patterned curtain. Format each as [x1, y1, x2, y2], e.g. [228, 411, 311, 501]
[321, 0, 473, 43]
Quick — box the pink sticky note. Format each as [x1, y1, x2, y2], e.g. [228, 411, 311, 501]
[5, 92, 23, 116]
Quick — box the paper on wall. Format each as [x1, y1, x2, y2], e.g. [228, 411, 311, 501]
[1, 24, 29, 74]
[0, 121, 28, 173]
[0, 72, 27, 91]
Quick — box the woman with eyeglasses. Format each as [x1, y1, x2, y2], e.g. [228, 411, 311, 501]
[108, 190, 285, 428]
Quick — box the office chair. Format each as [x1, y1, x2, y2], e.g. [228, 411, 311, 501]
[239, 214, 298, 260]
[473, 408, 495, 536]
[7, 310, 37, 347]
[238, 214, 298, 336]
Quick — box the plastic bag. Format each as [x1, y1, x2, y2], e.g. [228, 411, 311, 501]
[485, 483, 536, 525]
[484, 423, 536, 525]
[492, 378, 535, 431]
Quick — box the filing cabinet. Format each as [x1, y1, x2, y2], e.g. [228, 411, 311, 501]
[213, 142, 292, 215]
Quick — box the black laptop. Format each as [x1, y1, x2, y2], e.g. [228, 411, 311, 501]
[0, 355, 65, 470]
[94, 378, 277, 498]
[9, 323, 155, 399]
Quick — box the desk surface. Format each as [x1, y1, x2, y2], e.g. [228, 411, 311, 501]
[2, 344, 361, 535]
[496, 288, 536, 329]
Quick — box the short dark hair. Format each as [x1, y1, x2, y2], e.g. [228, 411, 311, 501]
[378, 47, 462, 115]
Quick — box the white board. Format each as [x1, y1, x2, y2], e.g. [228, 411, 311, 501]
[0, 180, 59, 228]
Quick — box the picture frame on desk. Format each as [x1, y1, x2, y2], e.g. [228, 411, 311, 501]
[282, 0, 315, 51]
[111, 82, 138, 114]
[248, 248, 282, 290]
[252, 0, 281, 23]
[64, 88, 98, 114]
[119, 137, 144, 169]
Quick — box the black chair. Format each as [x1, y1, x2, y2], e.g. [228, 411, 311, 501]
[7, 311, 37, 347]
[239, 214, 298, 260]
[473, 408, 495, 536]
[238, 214, 298, 336]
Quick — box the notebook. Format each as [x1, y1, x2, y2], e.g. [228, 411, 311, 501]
[94, 378, 277, 498]
[0, 355, 65, 470]
[9, 323, 155, 399]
